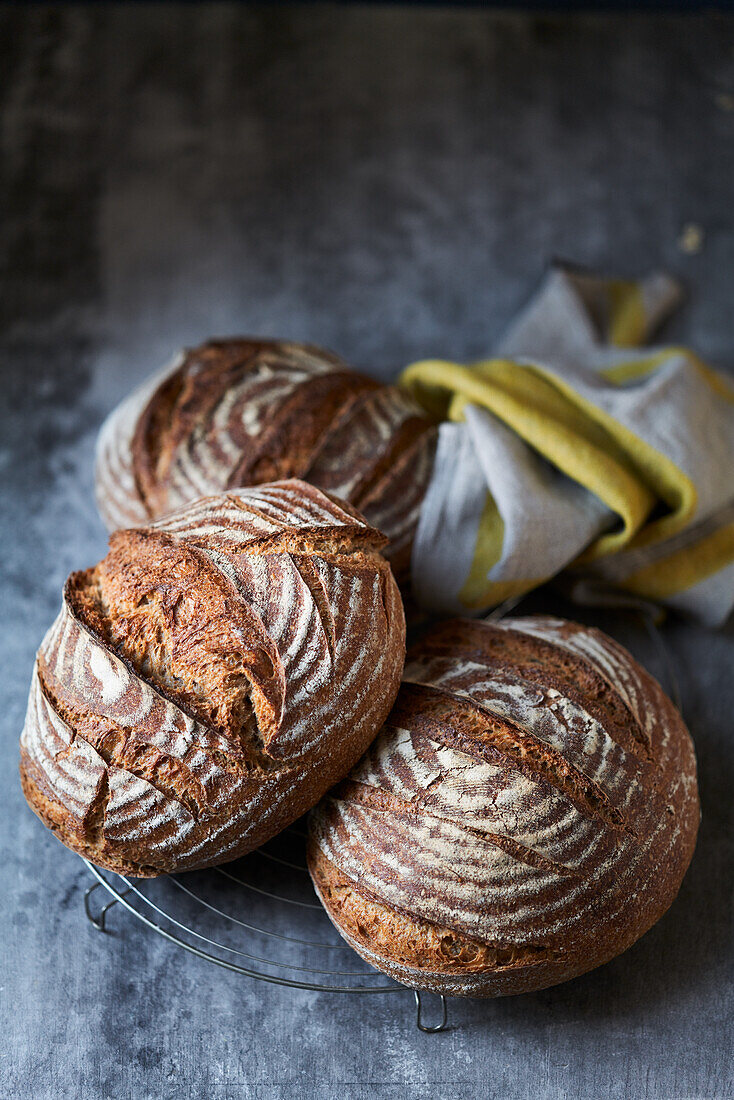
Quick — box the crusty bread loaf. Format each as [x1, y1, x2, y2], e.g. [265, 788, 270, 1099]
[95, 339, 437, 585]
[20, 480, 405, 876]
[308, 615, 699, 997]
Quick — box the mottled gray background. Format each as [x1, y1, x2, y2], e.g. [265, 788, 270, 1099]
[2, 5, 733, 1099]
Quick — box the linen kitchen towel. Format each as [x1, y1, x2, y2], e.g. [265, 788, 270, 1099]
[401, 267, 734, 625]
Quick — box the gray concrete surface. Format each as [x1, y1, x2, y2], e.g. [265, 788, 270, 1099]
[1, 6, 733, 1098]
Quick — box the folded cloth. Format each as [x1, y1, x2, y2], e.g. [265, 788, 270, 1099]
[400, 267, 734, 626]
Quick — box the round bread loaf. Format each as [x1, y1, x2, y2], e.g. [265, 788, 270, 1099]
[20, 480, 405, 876]
[95, 339, 437, 585]
[308, 615, 699, 997]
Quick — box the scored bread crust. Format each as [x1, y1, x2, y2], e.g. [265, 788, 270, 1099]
[307, 615, 700, 997]
[20, 480, 405, 876]
[94, 338, 437, 585]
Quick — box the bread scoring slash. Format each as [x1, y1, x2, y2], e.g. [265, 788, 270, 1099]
[20, 480, 405, 875]
[308, 615, 699, 997]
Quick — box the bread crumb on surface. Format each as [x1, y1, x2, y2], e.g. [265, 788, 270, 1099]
[678, 223, 704, 255]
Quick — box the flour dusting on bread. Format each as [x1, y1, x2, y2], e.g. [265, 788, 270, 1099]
[94, 339, 437, 585]
[308, 616, 699, 998]
[21, 480, 405, 876]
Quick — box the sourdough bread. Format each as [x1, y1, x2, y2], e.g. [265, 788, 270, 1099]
[308, 615, 699, 997]
[21, 480, 405, 875]
[95, 339, 437, 585]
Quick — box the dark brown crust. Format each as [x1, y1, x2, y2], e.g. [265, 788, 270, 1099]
[132, 341, 367, 515]
[411, 618, 652, 758]
[308, 847, 556, 975]
[356, 423, 439, 587]
[98, 338, 436, 585]
[308, 845, 672, 999]
[20, 758, 164, 877]
[230, 372, 380, 489]
[388, 682, 634, 833]
[307, 615, 700, 998]
[20, 481, 406, 876]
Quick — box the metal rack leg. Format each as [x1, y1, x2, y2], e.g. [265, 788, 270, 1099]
[413, 991, 449, 1033]
[83, 882, 131, 933]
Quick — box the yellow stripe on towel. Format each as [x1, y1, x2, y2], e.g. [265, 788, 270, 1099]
[623, 521, 734, 599]
[607, 280, 647, 347]
[400, 356, 697, 560]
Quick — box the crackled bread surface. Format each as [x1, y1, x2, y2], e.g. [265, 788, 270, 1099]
[20, 480, 405, 876]
[307, 615, 699, 997]
[95, 338, 437, 584]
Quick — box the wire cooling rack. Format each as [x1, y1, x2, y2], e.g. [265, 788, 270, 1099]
[80, 821, 449, 1032]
